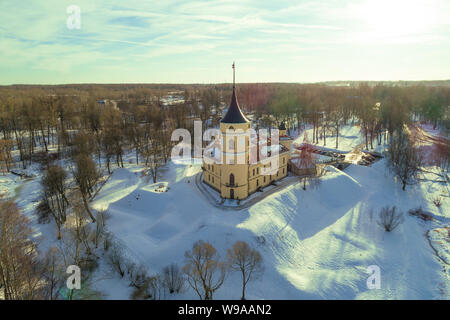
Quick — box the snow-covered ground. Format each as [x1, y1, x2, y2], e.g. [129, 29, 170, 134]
[83, 157, 447, 300]
[3, 124, 449, 300]
[419, 122, 449, 139]
[293, 122, 365, 153]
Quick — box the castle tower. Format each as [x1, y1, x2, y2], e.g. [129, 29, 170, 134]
[202, 63, 290, 201]
[219, 62, 251, 200]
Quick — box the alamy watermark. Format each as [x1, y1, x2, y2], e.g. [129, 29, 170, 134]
[366, 265, 381, 290]
[66, 265, 81, 290]
[171, 121, 281, 174]
[66, 5, 81, 30]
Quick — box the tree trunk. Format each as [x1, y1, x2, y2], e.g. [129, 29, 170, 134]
[365, 128, 368, 150]
[41, 127, 48, 152]
[82, 193, 96, 222]
[56, 224, 61, 240]
[241, 280, 246, 300]
[335, 125, 339, 149]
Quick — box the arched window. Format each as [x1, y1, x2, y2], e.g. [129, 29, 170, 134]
[229, 138, 234, 150]
[229, 173, 235, 186]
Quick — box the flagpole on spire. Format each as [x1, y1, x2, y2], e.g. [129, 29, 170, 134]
[232, 61, 235, 90]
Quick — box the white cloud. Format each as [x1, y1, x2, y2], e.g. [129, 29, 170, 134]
[0, 0, 449, 83]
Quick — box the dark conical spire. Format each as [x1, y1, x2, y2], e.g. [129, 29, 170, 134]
[221, 62, 249, 124]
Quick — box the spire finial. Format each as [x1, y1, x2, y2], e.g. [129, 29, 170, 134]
[232, 61, 235, 90]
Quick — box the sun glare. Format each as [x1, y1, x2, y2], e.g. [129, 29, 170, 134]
[354, 0, 436, 39]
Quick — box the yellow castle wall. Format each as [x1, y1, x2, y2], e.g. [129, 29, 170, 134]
[203, 151, 289, 199]
[202, 121, 292, 200]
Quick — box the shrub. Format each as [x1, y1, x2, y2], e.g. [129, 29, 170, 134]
[36, 198, 51, 224]
[79, 256, 99, 273]
[163, 263, 185, 294]
[128, 263, 148, 289]
[130, 281, 151, 300]
[377, 206, 404, 232]
[106, 242, 127, 277]
[432, 197, 442, 208]
[408, 207, 433, 221]
[103, 232, 112, 251]
[129, 272, 166, 300]
[92, 210, 109, 248]
[147, 274, 166, 300]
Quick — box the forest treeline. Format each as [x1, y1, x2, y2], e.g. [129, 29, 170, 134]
[0, 81, 447, 193]
[0, 82, 448, 174]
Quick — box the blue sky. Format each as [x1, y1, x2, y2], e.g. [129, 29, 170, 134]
[0, 0, 449, 84]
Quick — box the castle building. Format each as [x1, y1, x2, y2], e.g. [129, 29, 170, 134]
[278, 121, 294, 151]
[202, 66, 292, 200]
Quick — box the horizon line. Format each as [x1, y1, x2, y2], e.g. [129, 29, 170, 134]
[2, 79, 450, 87]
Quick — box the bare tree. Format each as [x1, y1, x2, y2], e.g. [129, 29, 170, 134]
[182, 240, 227, 300]
[57, 230, 83, 300]
[163, 263, 185, 294]
[72, 154, 99, 222]
[57, 225, 101, 300]
[386, 126, 423, 190]
[71, 131, 95, 159]
[41, 247, 65, 300]
[147, 274, 166, 300]
[142, 127, 166, 183]
[377, 206, 404, 232]
[70, 195, 95, 257]
[42, 165, 69, 239]
[107, 241, 127, 278]
[0, 139, 14, 173]
[0, 200, 44, 299]
[227, 241, 263, 300]
[93, 210, 107, 249]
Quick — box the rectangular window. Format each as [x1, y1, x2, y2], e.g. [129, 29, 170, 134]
[264, 177, 266, 183]
[257, 179, 259, 186]
[212, 176, 214, 183]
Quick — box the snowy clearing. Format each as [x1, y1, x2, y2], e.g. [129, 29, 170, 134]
[4, 124, 449, 300]
[84, 156, 448, 299]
